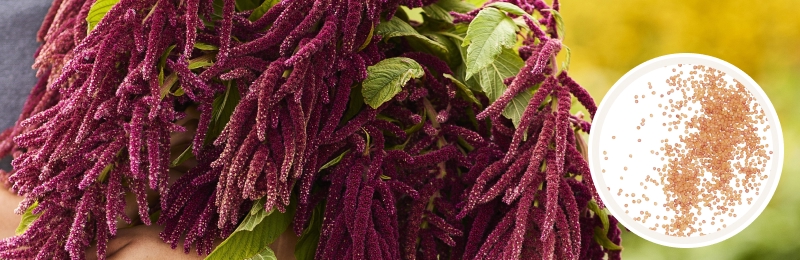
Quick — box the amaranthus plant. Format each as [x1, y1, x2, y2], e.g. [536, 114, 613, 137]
[0, 0, 623, 259]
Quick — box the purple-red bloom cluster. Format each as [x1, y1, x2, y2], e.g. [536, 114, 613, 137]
[0, 0, 622, 259]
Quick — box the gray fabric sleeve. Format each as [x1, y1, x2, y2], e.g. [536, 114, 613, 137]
[0, 0, 52, 170]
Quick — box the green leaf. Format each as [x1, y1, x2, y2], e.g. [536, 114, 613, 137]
[247, 247, 277, 260]
[407, 33, 452, 64]
[486, 2, 533, 19]
[426, 32, 462, 68]
[593, 227, 623, 250]
[422, 4, 453, 23]
[545, 9, 566, 39]
[342, 85, 364, 123]
[294, 203, 324, 260]
[160, 74, 178, 99]
[194, 42, 219, 51]
[357, 25, 375, 52]
[462, 7, 518, 80]
[588, 200, 609, 232]
[435, 0, 476, 13]
[171, 146, 194, 167]
[319, 150, 349, 171]
[157, 45, 176, 94]
[97, 163, 115, 182]
[443, 74, 480, 105]
[173, 86, 186, 97]
[444, 23, 531, 126]
[362, 127, 371, 155]
[86, 0, 121, 33]
[236, 0, 263, 11]
[394, 6, 411, 23]
[294, 236, 320, 259]
[158, 45, 177, 84]
[249, 0, 279, 21]
[500, 88, 532, 126]
[362, 57, 425, 109]
[207, 197, 296, 260]
[441, 26, 480, 91]
[211, 0, 225, 21]
[376, 114, 400, 124]
[476, 48, 523, 98]
[375, 17, 449, 57]
[15, 201, 40, 235]
[562, 44, 571, 71]
[205, 83, 240, 145]
[149, 210, 161, 223]
[475, 48, 528, 126]
[188, 53, 216, 70]
[189, 61, 214, 70]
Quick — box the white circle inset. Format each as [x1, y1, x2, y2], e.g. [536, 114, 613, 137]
[588, 53, 784, 248]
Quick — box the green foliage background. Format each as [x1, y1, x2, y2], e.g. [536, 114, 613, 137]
[472, 0, 800, 258]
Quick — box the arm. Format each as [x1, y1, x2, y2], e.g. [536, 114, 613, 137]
[0, 186, 23, 239]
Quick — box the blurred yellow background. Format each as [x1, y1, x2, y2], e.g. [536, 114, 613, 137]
[557, 0, 800, 259]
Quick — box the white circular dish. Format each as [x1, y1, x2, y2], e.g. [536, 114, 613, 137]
[588, 53, 784, 248]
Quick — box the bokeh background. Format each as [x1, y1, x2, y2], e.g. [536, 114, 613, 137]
[551, 0, 799, 259]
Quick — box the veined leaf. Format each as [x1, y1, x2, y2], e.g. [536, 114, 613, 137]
[249, 0, 280, 21]
[435, 0, 476, 13]
[319, 150, 350, 171]
[247, 247, 277, 260]
[15, 201, 40, 235]
[86, 0, 120, 33]
[294, 203, 324, 260]
[500, 87, 532, 126]
[445, 23, 530, 126]
[207, 197, 296, 260]
[545, 9, 566, 39]
[427, 32, 463, 68]
[462, 8, 518, 80]
[486, 2, 533, 19]
[443, 25, 480, 91]
[375, 17, 449, 57]
[476, 48, 531, 126]
[476, 48, 521, 100]
[408, 33, 452, 65]
[422, 4, 453, 23]
[454, 63, 480, 92]
[362, 57, 425, 109]
[194, 42, 219, 51]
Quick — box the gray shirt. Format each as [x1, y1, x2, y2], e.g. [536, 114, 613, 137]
[0, 0, 51, 169]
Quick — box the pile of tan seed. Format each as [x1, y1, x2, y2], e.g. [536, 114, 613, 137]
[611, 64, 772, 237]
